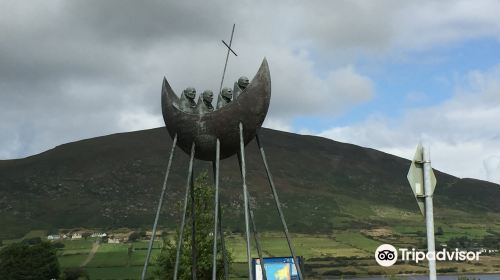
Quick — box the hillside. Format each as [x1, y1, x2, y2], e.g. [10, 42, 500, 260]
[0, 127, 499, 239]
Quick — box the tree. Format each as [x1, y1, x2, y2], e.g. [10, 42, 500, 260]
[101, 235, 109, 243]
[81, 232, 92, 240]
[0, 241, 60, 279]
[154, 172, 231, 279]
[128, 231, 141, 242]
[436, 226, 444, 236]
[138, 229, 147, 238]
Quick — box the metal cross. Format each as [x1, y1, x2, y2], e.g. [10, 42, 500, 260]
[219, 24, 237, 94]
[222, 40, 237, 57]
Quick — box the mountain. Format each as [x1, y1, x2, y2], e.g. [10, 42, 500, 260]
[0, 127, 499, 239]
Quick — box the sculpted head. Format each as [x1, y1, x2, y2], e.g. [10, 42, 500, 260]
[238, 76, 249, 89]
[184, 87, 196, 100]
[221, 87, 233, 100]
[202, 90, 214, 103]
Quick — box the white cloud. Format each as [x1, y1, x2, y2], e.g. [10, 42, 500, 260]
[393, 0, 500, 50]
[263, 118, 293, 133]
[118, 110, 163, 132]
[484, 156, 500, 183]
[319, 65, 500, 184]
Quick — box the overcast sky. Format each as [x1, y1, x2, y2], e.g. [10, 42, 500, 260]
[1, 0, 500, 184]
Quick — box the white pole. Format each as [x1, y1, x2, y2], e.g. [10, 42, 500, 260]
[422, 145, 437, 280]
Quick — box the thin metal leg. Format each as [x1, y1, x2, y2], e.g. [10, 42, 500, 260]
[218, 202, 229, 280]
[141, 134, 177, 280]
[249, 205, 268, 280]
[256, 134, 304, 279]
[174, 143, 196, 280]
[212, 139, 220, 280]
[239, 123, 253, 280]
[190, 167, 197, 280]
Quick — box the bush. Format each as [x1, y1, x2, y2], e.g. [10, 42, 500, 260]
[437, 267, 458, 273]
[61, 267, 90, 280]
[436, 226, 444, 236]
[0, 241, 60, 279]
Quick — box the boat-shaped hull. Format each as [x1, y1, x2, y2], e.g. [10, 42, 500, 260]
[161, 59, 271, 161]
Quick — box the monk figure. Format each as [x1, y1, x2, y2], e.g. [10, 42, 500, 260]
[233, 76, 249, 99]
[216, 87, 233, 109]
[178, 87, 197, 112]
[197, 90, 214, 113]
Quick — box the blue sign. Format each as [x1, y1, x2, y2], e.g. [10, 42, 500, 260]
[252, 257, 302, 280]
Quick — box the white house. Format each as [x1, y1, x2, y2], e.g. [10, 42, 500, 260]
[108, 237, 120, 244]
[71, 233, 82, 239]
[47, 235, 60, 240]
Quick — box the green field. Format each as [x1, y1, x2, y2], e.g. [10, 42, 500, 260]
[31, 228, 497, 280]
[53, 239, 163, 279]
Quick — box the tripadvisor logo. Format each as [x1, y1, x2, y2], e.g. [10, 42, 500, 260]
[374, 244, 481, 267]
[375, 244, 398, 267]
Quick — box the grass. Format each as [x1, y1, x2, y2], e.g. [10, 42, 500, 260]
[59, 253, 89, 268]
[335, 232, 381, 253]
[86, 266, 146, 280]
[35, 230, 498, 279]
[56, 240, 163, 279]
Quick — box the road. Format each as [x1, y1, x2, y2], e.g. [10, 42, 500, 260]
[80, 240, 100, 267]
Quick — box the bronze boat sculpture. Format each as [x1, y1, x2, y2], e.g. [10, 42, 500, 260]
[143, 57, 304, 280]
[161, 58, 271, 161]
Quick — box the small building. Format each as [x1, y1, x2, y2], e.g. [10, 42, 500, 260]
[480, 248, 499, 254]
[47, 235, 60, 240]
[108, 237, 121, 244]
[71, 233, 82, 239]
[146, 230, 163, 238]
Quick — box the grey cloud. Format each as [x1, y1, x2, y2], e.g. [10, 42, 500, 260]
[64, 1, 232, 43]
[3, 0, 500, 160]
[295, 1, 396, 51]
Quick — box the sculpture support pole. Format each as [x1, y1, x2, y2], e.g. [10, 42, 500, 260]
[141, 134, 177, 280]
[239, 122, 253, 280]
[218, 202, 229, 280]
[256, 134, 304, 280]
[212, 139, 221, 280]
[190, 166, 197, 280]
[174, 143, 196, 280]
[249, 204, 268, 280]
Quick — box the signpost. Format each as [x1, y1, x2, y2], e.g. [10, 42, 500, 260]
[407, 143, 437, 280]
[252, 257, 302, 280]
